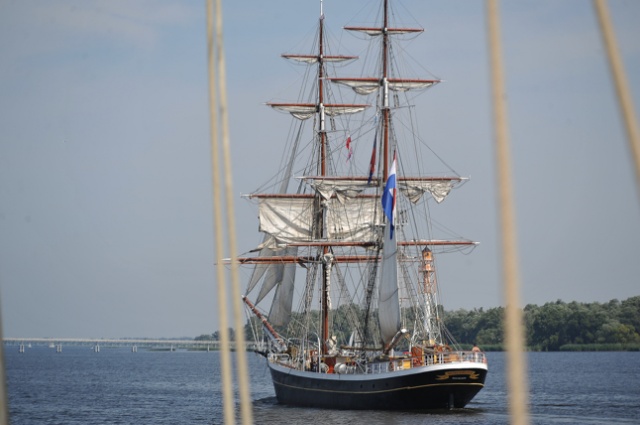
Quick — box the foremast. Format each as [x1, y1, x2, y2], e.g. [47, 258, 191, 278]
[253, 3, 368, 356]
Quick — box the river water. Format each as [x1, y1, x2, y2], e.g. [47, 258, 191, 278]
[4, 346, 639, 424]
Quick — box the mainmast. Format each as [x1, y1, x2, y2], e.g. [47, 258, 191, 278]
[382, 0, 390, 179]
[318, 6, 331, 355]
[334, 0, 436, 181]
[331, 0, 440, 349]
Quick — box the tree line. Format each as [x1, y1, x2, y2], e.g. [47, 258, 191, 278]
[444, 296, 640, 351]
[197, 296, 640, 351]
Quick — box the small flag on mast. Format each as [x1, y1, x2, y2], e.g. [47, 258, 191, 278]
[345, 134, 352, 161]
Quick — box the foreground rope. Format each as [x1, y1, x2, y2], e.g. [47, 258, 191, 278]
[207, 1, 253, 424]
[486, 1, 530, 424]
[594, 0, 640, 202]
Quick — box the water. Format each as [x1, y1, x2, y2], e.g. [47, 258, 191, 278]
[4, 346, 639, 424]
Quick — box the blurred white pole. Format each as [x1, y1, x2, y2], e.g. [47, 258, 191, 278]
[212, 0, 254, 423]
[206, 1, 253, 424]
[594, 0, 640, 201]
[486, 1, 530, 424]
[0, 301, 9, 425]
[206, 0, 233, 422]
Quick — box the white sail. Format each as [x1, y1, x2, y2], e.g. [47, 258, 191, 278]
[304, 176, 462, 204]
[258, 197, 381, 245]
[399, 179, 457, 204]
[326, 197, 381, 241]
[255, 260, 284, 304]
[268, 103, 368, 120]
[267, 252, 297, 327]
[282, 54, 357, 64]
[378, 215, 400, 347]
[388, 79, 439, 92]
[303, 177, 372, 202]
[329, 78, 380, 95]
[258, 198, 314, 243]
[344, 26, 423, 36]
[329, 78, 439, 95]
[246, 248, 273, 295]
[239, 1, 489, 411]
[323, 104, 370, 116]
[378, 154, 401, 347]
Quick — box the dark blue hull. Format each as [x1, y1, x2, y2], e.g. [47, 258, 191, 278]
[268, 361, 487, 410]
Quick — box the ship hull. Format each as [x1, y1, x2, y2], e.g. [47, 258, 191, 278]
[268, 360, 488, 410]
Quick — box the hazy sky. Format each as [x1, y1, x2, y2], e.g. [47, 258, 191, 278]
[1, 0, 638, 339]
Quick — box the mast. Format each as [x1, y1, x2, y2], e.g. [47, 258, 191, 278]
[245, 0, 456, 355]
[258, 2, 368, 353]
[382, 0, 390, 179]
[334, 0, 437, 178]
[318, 5, 331, 355]
[335, 0, 436, 349]
[420, 248, 442, 345]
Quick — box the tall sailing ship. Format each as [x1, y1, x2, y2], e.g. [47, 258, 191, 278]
[237, 0, 488, 410]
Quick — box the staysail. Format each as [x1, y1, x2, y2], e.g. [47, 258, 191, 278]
[378, 153, 401, 347]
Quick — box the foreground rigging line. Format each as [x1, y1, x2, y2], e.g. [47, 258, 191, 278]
[0, 293, 8, 425]
[593, 0, 640, 203]
[206, 1, 253, 425]
[487, 1, 531, 425]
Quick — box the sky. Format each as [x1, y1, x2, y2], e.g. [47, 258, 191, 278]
[0, 0, 639, 339]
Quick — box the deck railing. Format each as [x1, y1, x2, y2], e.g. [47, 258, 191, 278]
[270, 350, 487, 375]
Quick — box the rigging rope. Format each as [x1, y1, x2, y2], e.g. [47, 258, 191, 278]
[206, 1, 253, 424]
[486, 1, 531, 424]
[593, 0, 640, 204]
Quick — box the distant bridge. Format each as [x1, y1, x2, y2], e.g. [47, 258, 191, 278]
[2, 337, 260, 352]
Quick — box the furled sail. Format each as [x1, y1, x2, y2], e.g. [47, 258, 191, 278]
[387, 79, 440, 92]
[344, 26, 424, 36]
[257, 196, 381, 246]
[329, 78, 439, 95]
[399, 179, 457, 204]
[302, 176, 464, 204]
[302, 177, 372, 202]
[268, 103, 369, 120]
[282, 54, 357, 64]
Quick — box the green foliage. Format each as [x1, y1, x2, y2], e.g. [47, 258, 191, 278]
[558, 343, 640, 352]
[524, 298, 640, 350]
[194, 333, 216, 341]
[195, 328, 236, 342]
[443, 296, 640, 351]
[228, 296, 640, 352]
